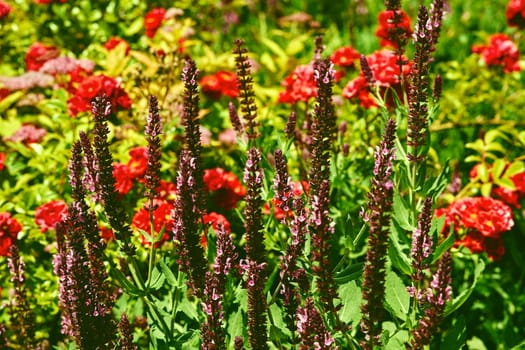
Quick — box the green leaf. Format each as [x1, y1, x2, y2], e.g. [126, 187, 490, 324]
[440, 316, 467, 350]
[393, 191, 415, 231]
[384, 269, 410, 321]
[491, 158, 506, 180]
[444, 258, 485, 316]
[148, 266, 165, 291]
[227, 308, 245, 348]
[178, 296, 199, 321]
[509, 340, 525, 350]
[108, 266, 143, 297]
[505, 161, 525, 177]
[159, 258, 178, 287]
[337, 281, 362, 325]
[432, 226, 456, 264]
[389, 221, 412, 276]
[480, 182, 492, 197]
[334, 262, 364, 284]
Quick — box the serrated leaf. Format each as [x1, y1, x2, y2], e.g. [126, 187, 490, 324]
[178, 296, 199, 321]
[337, 281, 362, 325]
[384, 269, 410, 321]
[148, 267, 165, 290]
[227, 308, 245, 348]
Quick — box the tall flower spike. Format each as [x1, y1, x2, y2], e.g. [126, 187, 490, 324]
[410, 251, 452, 349]
[243, 147, 265, 264]
[296, 297, 336, 350]
[144, 95, 162, 206]
[79, 131, 98, 197]
[360, 118, 397, 349]
[201, 222, 238, 350]
[308, 55, 337, 196]
[91, 95, 135, 256]
[69, 141, 114, 329]
[7, 244, 38, 349]
[273, 149, 309, 338]
[172, 150, 208, 296]
[118, 314, 138, 350]
[407, 2, 443, 163]
[410, 197, 434, 283]
[233, 39, 259, 142]
[181, 58, 206, 214]
[228, 101, 244, 135]
[242, 147, 269, 349]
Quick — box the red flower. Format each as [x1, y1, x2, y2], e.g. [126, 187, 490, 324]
[104, 37, 131, 55]
[375, 10, 413, 48]
[67, 74, 132, 117]
[7, 124, 47, 145]
[203, 168, 246, 210]
[472, 34, 520, 73]
[157, 180, 177, 202]
[342, 50, 411, 108]
[278, 64, 317, 104]
[144, 8, 166, 38]
[436, 197, 514, 260]
[132, 200, 174, 247]
[127, 147, 148, 180]
[0, 212, 22, 256]
[507, 0, 525, 28]
[202, 211, 231, 248]
[330, 46, 360, 68]
[25, 42, 60, 71]
[35, 200, 68, 233]
[0, 1, 11, 20]
[199, 71, 239, 99]
[113, 163, 134, 195]
[100, 226, 114, 241]
[0, 152, 6, 171]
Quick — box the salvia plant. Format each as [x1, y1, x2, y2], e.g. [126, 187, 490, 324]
[3, 0, 525, 349]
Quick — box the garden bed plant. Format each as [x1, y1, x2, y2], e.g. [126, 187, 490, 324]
[1, 0, 525, 349]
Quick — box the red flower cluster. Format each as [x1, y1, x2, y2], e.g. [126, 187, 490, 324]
[436, 197, 514, 260]
[127, 147, 148, 179]
[199, 71, 239, 99]
[470, 163, 525, 208]
[278, 64, 317, 104]
[264, 181, 308, 220]
[472, 34, 520, 73]
[0, 152, 6, 171]
[342, 50, 412, 108]
[35, 200, 68, 233]
[0, 1, 11, 20]
[0, 212, 22, 256]
[7, 124, 47, 145]
[375, 10, 413, 48]
[202, 212, 231, 248]
[144, 8, 166, 38]
[330, 46, 360, 68]
[507, 0, 525, 28]
[25, 42, 60, 71]
[203, 168, 246, 210]
[104, 37, 131, 56]
[67, 74, 132, 117]
[113, 163, 134, 196]
[132, 200, 174, 247]
[112, 147, 160, 196]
